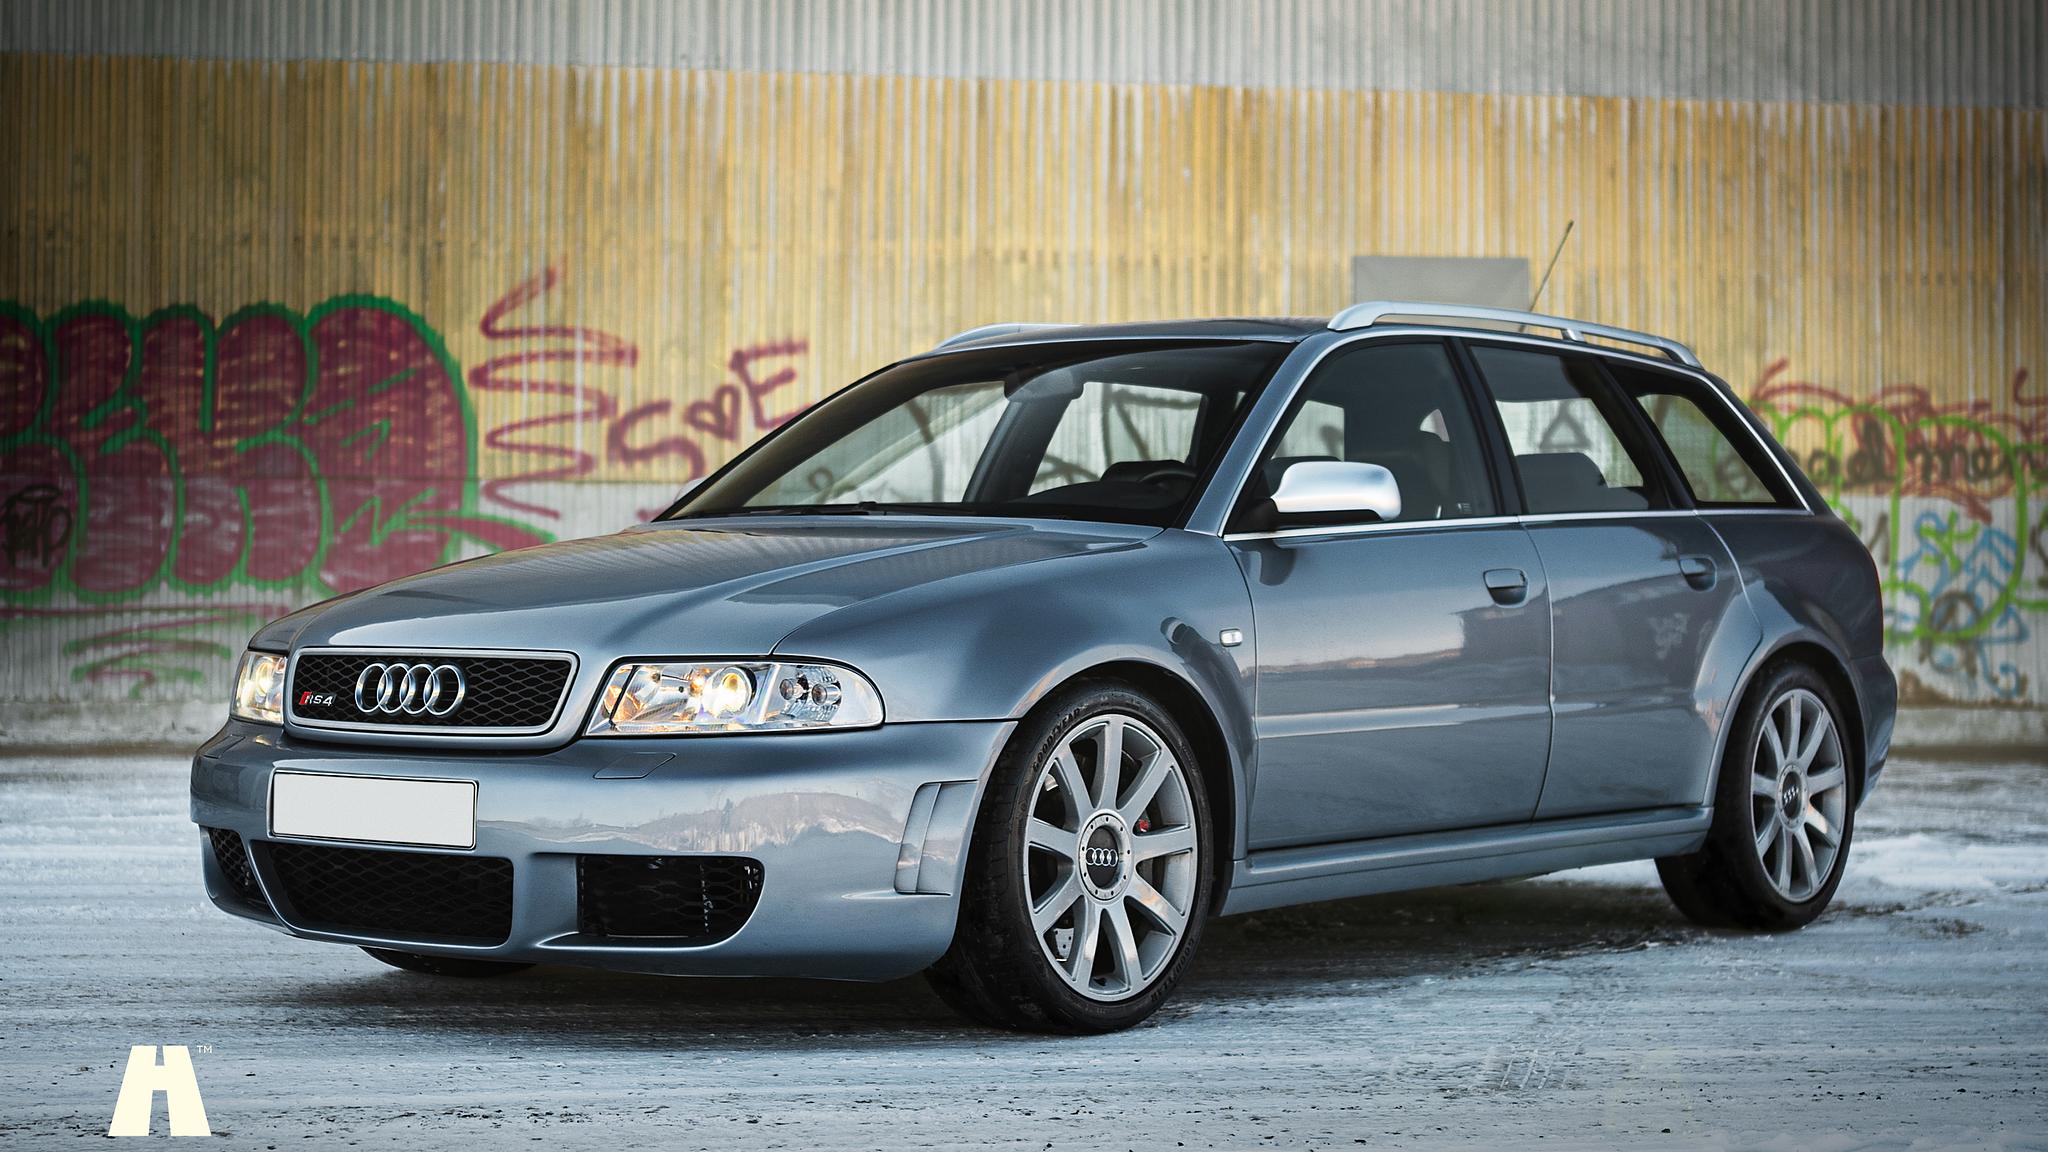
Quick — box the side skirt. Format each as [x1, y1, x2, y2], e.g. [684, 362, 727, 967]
[1220, 806, 1712, 915]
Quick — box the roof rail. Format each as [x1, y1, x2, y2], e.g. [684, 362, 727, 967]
[1327, 301, 1701, 368]
[931, 322, 1075, 351]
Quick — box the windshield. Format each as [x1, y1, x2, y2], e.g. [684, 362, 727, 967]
[665, 340, 1292, 527]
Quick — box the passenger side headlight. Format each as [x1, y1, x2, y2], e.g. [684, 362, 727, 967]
[585, 660, 884, 735]
[231, 650, 288, 725]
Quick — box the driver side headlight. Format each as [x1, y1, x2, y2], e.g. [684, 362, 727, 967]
[585, 659, 884, 735]
[231, 650, 288, 725]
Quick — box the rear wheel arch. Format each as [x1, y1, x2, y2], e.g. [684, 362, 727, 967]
[1720, 639, 1868, 805]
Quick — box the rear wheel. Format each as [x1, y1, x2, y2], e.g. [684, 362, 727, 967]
[361, 947, 534, 978]
[1657, 662, 1856, 930]
[927, 682, 1213, 1032]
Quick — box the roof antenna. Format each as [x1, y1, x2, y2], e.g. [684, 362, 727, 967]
[1528, 219, 1575, 311]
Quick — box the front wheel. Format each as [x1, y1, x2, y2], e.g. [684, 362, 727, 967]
[1657, 661, 1857, 930]
[927, 682, 1213, 1032]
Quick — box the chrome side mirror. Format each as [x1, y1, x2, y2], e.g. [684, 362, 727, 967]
[1270, 460, 1402, 523]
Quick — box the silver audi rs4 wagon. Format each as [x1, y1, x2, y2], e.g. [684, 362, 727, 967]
[195, 302, 1896, 1032]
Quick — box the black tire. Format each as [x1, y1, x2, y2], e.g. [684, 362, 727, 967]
[361, 947, 535, 978]
[1657, 661, 1857, 931]
[926, 680, 1215, 1033]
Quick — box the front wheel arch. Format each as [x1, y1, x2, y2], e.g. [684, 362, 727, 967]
[1023, 660, 1240, 911]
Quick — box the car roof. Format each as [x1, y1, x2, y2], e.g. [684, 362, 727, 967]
[924, 304, 1704, 373]
[925, 317, 1331, 351]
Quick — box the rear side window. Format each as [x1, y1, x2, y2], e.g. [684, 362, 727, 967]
[1468, 345, 1671, 514]
[1606, 362, 1799, 508]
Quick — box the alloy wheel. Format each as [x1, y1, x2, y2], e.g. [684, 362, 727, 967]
[1021, 712, 1199, 1001]
[1749, 687, 1849, 902]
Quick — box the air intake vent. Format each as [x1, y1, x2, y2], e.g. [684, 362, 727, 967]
[203, 827, 266, 909]
[577, 855, 764, 944]
[262, 841, 514, 945]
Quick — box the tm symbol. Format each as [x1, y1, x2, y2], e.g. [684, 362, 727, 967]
[194, 1045, 214, 1054]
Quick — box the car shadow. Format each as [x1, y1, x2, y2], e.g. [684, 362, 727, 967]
[241, 879, 1701, 1049]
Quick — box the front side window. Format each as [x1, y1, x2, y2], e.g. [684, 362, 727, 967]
[1606, 361, 1797, 507]
[1244, 340, 1498, 525]
[1470, 345, 1671, 514]
[669, 340, 1288, 527]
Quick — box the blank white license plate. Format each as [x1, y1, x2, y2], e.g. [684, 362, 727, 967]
[270, 771, 477, 849]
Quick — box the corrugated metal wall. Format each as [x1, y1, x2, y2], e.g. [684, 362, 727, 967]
[2, 2, 2045, 741]
[9, 0, 2045, 107]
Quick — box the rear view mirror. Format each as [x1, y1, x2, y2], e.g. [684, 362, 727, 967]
[1269, 460, 1402, 524]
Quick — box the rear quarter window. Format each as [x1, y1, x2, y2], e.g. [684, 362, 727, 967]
[1605, 361, 1800, 509]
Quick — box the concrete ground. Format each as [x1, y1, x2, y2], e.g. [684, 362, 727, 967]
[1, 753, 2043, 1150]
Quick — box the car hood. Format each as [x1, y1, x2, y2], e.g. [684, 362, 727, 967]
[269, 517, 1155, 656]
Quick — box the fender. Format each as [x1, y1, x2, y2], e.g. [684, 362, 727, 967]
[773, 529, 1259, 868]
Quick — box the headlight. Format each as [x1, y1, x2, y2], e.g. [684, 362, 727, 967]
[585, 659, 883, 735]
[231, 650, 288, 724]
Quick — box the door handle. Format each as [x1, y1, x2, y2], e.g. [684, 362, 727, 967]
[1483, 567, 1529, 605]
[1678, 554, 1717, 590]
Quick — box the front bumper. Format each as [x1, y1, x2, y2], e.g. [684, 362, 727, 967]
[191, 719, 1012, 980]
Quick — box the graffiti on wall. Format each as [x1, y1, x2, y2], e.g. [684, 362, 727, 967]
[0, 277, 813, 696]
[470, 265, 811, 521]
[0, 297, 547, 600]
[1750, 359, 2048, 703]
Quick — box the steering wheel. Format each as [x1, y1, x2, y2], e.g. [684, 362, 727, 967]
[1135, 462, 1199, 486]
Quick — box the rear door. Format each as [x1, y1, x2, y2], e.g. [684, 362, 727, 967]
[1462, 342, 1759, 819]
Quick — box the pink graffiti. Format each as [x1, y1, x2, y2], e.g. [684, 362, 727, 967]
[470, 267, 639, 519]
[606, 338, 811, 471]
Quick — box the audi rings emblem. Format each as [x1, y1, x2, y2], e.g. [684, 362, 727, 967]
[354, 662, 467, 717]
[1083, 846, 1122, 869]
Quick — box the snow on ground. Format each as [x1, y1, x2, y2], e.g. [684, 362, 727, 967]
[1, 753, 2043, 1149]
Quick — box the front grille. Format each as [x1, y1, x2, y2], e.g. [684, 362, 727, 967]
[288, 651, 573, 731]
[203, 827, 266, 909]
[262, 841, 514, 944]
[577, 855, 764, 943]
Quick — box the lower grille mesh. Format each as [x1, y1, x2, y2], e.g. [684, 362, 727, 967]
[577, 855, 763, 943]
[203, 827, 266, 909]
[263, 841, 514, 944]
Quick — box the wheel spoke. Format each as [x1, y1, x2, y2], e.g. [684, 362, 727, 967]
[1092, 718, 1128, 810]
[1750, 771, 1779, 798]
[1761, 714, 1788, 772]
[1773, 825, 1793, 891]
[1796, 709, 1832, 768]
[1050, 748, 1089, 822]
[1805, 765, 1847, 796]
[1132, 824, 1196, 863]
[1803, 804, 1840, 848]
[1790, 826, 1819, 896]
[1104, 901, 1144, 990]
[1118, 750, 1173, 825]
[1068, 901, 1103, 982]
[1031, 871, 1083, 934]
[1754, 815, 1778, 857]
[1783, 698, 1803, 770]
[1026, 817, 1073, 856]
[1128, 874, 1188, 935]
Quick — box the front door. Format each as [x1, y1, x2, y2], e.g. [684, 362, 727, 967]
[1229, 339, 1554, 850]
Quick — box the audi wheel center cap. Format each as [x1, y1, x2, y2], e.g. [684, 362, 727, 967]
[1078, 811, 1131, 900]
